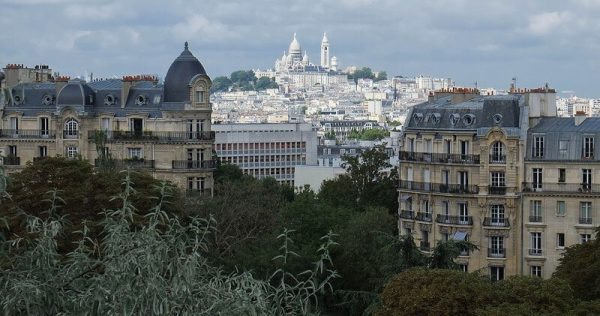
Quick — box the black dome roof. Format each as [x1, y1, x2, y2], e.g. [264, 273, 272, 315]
[57, 79, 94, 105]
[163, 42, 207, 103]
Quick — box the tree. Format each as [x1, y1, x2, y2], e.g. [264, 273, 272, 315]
[377, 268, 494, 316]
[211, 76, 233, 92]
[554, 227, 600, 301]
[0, 174, 338, 315]
[1, 158, 181, 254]
[255, 76, 279, 90]
[360, 128, 389, 141]
[341, 145, 397, 211]
[375, 71, 387, 81]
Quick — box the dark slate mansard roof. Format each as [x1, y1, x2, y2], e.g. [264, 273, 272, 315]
[526, 117, 600, 160]
[405, 95, 523, 135]
[1, 42, 208, 118]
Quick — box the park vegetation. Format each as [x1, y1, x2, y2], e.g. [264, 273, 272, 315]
[211, 70, 278, 92]
[1, 150, 600, 315]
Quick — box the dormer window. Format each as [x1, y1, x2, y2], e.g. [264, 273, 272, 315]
[135, 95, 147, 106]
[195, 90, 205, 103]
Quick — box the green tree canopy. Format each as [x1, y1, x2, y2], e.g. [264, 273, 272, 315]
[554, 227, 600, 301]
[211, 76, 233, 92]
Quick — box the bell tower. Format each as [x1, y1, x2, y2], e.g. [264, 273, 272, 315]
[320, 32, 330, 68]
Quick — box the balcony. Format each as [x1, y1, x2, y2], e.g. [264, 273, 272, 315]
[33, 156, 49, 162]
[398, 151, 480, 165]
[172, 160, 216, 170]
[185, 189, 212, 198]
[399, 181, 479, 194]
[420, 241, 431, 251]
[2, 156, 20, 165]
[488, 186, 507, 195]
[399, 210, 414, 219]
[488, 248, 506, 258]
[579, 217, 593, 225]
[415, 212, 432, 222]
[489, 154, 506, 164]
[63, 130, 79, 139]
[529, 216, 543, 223]
[522, 182, 600, 194]
[436, 214, 473, 226]
[94, 159, 155, 169]
[0, 129, 56, 139]
[88, 130, 215, 143]
[483, 217, 510, 227]
[528, 248, 543, 256]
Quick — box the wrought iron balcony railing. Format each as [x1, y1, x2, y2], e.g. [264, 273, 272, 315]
[398, 151, 480, 165]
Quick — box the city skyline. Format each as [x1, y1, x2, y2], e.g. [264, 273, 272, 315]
[2, 0, 599, 96]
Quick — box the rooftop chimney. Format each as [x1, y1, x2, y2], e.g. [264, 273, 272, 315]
[575, 111, 587, 126]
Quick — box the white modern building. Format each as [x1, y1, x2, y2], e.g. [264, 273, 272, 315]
[213, 123, 318, 186]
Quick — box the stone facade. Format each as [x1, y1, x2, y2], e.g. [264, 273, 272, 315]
[0, 43, 214, 196]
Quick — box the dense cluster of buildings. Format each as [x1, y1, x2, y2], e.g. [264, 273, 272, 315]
[1, 37, 598, 282]
[398, 86, 599, 279]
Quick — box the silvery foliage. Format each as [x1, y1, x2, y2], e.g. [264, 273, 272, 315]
[0, 171, 338, 315]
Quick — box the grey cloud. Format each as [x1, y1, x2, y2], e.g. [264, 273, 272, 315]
[0, 0, 599, 96]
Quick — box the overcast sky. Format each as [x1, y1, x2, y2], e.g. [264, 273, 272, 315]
[1, 0, 599, 96]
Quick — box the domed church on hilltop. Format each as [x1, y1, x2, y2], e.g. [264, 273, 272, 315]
[0, 42, 215, 195]
[254, 33, 347, 91]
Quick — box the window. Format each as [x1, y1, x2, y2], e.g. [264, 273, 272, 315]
[559, 140, 568, 154]
[556, 201, 566, 216]
[187, 119, 206, 139]
[64, 118, 79, 137]
[408, 138, 415, 152]
[489, 236, 504, 257]
[582, 169, 592, 192]
[490, 142, 505, 163]
[195, 91, 205, 103]
[530, 266, 542, 277]
[442, 201, 449, 216]
[490, 204, 505, 226]
[404, 228, 412, 236]
[559, 169, 566, 183]
[580, 202, 592, 224]
[583, 137, 594, 158]
[444, 139, 451, 154]
[128, 148, 142, 159]
[187, 177, 206, 192]
[458, 264, 468, 272]
[530, 232, 542, 255]
[460, 140, 469, 157]
[38, 146, 47, 158]
[422, 200, 431, 218]
[101, 118, 111, 131]
[533, 135, 544, 158]
[458, 202, 469, 224]
[581, 234, 592, 243]
[490, 172, 506, 187]
[424, 139, 432, 154]
[530, 200, 543, 222]
[129, 118, 143, 133]
[458, 171, 468, 188]
[490, 266, 504, 281]
[10, 117, 19, 135]
[557, 233, 565, 248]
[66, 146, 78, 158]
[39, 117, 49, 136]
[533, 168, 543, 191]
[442, 170, 449, 185]
[8, 145, 17, 157]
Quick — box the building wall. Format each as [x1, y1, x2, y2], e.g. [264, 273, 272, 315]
[213, 123, 318, 186]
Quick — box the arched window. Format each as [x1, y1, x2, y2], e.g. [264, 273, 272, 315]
[64, 118, 79, 138]
[490, 141, 505, 163]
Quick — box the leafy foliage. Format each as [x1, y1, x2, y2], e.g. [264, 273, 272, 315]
[211, 70, 278, 92]
[554, 227, 600, 301]
[0, 171, 337, 315]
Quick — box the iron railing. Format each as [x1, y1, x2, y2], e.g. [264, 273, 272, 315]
[172, 160, 216, 170]
[3, 156, 20, 165]
[415, 212, 433, 222]
[94, 159, 156, 169]
[398, 151, 480, 164]
[523, 182, 600, 194]
[399, 181, 479, 194]
[483, 217, 510, 227]
[436, 214, 474, 225]
[488, 248, 506, 258]
[399, 210, 414, 219]
[88, 130, 215, 142]
[0, 129, 56, 138]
